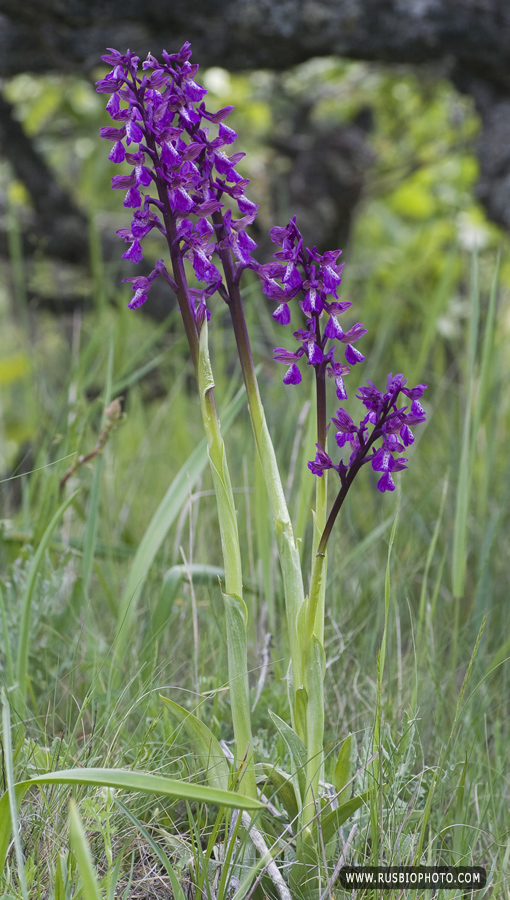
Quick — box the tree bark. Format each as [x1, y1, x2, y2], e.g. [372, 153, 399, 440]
[0, 1, 509, 82]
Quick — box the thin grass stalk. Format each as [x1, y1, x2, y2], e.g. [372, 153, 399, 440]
[451, 253, 479, 602]
[370, 496, 400, 859]
[82, 338, 114, 604]
[15, 488, 80, 715]
[416, 476, 448, 643]
[1, 689, 29, 900]
[68, 800, 103, 900]
[0, 584, 14, 686]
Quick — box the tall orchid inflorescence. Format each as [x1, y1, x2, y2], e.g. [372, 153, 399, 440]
[97, 44, 258, 332]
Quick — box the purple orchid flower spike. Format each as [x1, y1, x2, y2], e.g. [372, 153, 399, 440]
[259, 217, 366, 403]
[96, 45, 259, 324]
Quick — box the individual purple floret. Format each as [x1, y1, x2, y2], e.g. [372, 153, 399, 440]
[258, 217, 366, 398]
[96, 44, 259, 316]
[308, 374, 427, 493]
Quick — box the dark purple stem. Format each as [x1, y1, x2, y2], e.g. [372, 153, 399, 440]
[317, 391, 399, 556]
[211, 209, 260, 401]
[139, 108, 200, 375]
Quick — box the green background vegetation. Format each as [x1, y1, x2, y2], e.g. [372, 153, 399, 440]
[0, 58, 508, 897]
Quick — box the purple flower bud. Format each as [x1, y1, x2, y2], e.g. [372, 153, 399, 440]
[341, 323, 368, 344]
[322, 263, 344, 294]
[273, 348, 303, 364]
[402, 383, 427, 400]
[123, 268, 159, 308]
[112, 173, 136, 189]
[237, 196, 258, 217]
[400, 423, 414, 446]
[406, 400, 427, 424]
[326, 301, 352, 315]
[101, 126, 127, 141]
[377, 472, 396, 492]
[105, 93, 120, 116]
[332, 408, 355, 433]
[308, 444, 337, 476]
[306, 341, 324, 365]
[192, 248, 221, 284]
[185, 80, 207, 102]
[169, 186, 195, 212]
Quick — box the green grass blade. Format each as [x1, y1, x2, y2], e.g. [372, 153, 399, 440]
[371, 495, 399, 857]
[452, 253, 479, 600]
[114, 798, 187, 900]
[320, 791, 370, 845]
[1, 689, 29, 900]
[417, 476, 448, 639]
[160, 695, 230, 791]
[15, 488, 81, 712]
[114, 385, 246, 663]
[269, 710, 308, 806]
[333, 734, 352, 806]
[146, 563, 224, 653]
[473, 252, 499, 437]
[82, 337, 114, 600]
[0, 583, 14, 685]
[69, 800, 103, 900]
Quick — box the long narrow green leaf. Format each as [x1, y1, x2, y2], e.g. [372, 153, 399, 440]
[198, 319, 255, 799]
[304, 634, 326, 816]
[320, 791, 370, 845]
[114, 385, 246, 662]
[269, 711, 307, 806]
[160, 695, 230, 791]
[372, 497, 399, 856]
[260, 764, 299, 822]
[333, 734, 352, 807]
[473, 253, 499, 436]
[0, 766, 264, 876]
[68, 800, 103, 900]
